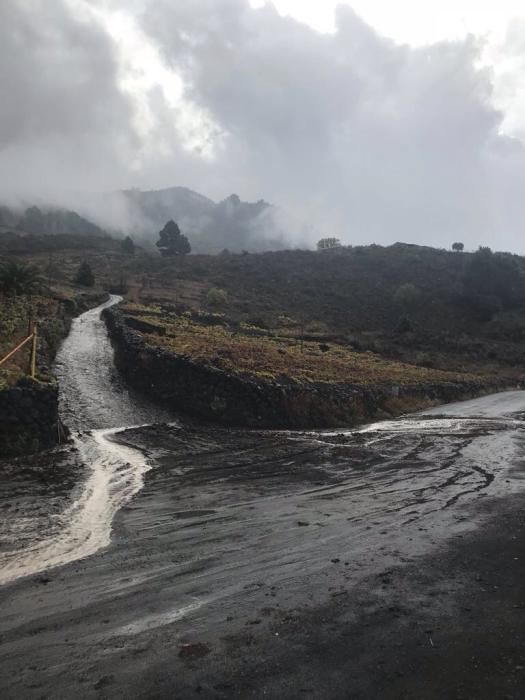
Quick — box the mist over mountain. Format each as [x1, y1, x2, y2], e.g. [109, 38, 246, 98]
[109, 187, 290, 253]
[0, 204, 107, 239]
[5, 1, 525, 253]
[0, 187, 293, 254]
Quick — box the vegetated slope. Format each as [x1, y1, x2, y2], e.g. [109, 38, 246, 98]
[108, 303, 504, 429]
[120, 187, 284, 253]
[0, 229, 130, 293]
[0, 283, 107, 389]
[0, 232, 119, 256]
[131, 243, 525, 376]
[122, 303, 475, 386]
[5, 231, 525, 379]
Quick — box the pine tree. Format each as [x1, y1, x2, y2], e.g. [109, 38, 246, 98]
[156, 220, 191, 256]
[74, 261, 95, 287]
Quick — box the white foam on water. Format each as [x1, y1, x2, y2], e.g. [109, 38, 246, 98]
[0, 427, 150, 586]
[0, 294, 174, 587]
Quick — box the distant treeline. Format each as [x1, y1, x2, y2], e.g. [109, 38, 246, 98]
[0, 232, 117, 255]
[0, 205, 107, 239]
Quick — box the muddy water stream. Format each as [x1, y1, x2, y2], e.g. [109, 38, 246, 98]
[3, 300, 525, 699]
[1, 296, 525, 595]
[0, 296, 171, 585]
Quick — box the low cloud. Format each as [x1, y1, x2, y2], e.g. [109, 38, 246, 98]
[0, 0, 137, 204]
[2, 0, 525, 251]
[139, 1, 525, 250]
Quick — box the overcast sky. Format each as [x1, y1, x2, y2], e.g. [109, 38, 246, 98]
[2, 0, 525, 250]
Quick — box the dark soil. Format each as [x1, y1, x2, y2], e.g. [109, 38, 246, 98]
[1, 405, 525, 699]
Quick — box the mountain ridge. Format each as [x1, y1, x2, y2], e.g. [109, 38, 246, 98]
[118, 186, 283, 253]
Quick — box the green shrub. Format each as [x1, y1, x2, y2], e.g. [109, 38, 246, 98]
[0, 261, 43, 297]
[206, 287, 228, 307]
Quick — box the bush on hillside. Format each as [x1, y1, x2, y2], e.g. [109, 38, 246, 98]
[0, 261, 43, 297]
[206, 287, 228, 307]
[74, 261, 95, 287]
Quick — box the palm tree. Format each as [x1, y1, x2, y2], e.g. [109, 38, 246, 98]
[0, 261, 43, 297]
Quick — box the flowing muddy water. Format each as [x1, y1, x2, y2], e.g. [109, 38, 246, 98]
[0, 296, 171, 586]
[96, 402, 525, 637]
[1, 296, 525, 595]
[2, 303, 525, 698]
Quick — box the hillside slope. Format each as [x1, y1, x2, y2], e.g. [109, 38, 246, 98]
[129, 243, 525, 375]
[0, 205, 107, 238]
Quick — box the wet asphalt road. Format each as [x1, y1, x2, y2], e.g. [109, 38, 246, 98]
[1, 300, 525, 698]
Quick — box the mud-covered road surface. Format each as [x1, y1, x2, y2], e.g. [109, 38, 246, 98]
[1, 299, 525, 698]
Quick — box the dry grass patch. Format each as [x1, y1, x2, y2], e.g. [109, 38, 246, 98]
[123, 305, 478, 386]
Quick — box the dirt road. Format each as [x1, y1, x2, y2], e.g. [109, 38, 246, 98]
[1, 299, 525, 698]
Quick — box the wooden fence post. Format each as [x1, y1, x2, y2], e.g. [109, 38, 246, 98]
[30, 324, 37, 379]
[0, 334, 34, 369]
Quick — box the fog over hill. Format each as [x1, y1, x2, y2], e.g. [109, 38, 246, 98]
[4, 1, 525, 253]
[115, 187, 290, 253]
[0, 204, 107, 239]
[0, 188, 296, 254]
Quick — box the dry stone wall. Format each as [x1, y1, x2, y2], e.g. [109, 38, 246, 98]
[103, 307, 510, 429]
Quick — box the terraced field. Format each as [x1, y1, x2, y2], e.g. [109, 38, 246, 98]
[123, 302, 480, 386]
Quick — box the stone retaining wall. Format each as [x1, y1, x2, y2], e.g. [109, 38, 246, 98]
[104, 307, 510, 429]
[0, 378, 63, 457]
[0, 292, 108, 458]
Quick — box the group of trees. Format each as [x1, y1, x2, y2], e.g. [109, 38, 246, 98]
[389, 245, 525, 330]
[69, 221, 192, 288]
[117, 221, 191, 258]
[0, 219, 192, 297]
[317, 238, 341, 251]
[317, 239, 468, 253]
[461, 247, 525, 314]
[19, 206, 107, 238]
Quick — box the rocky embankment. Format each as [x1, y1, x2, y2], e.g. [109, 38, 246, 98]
[103, 307, 513, 429]
[0, 378, 61, 456]
[0, 292, 108, 458]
